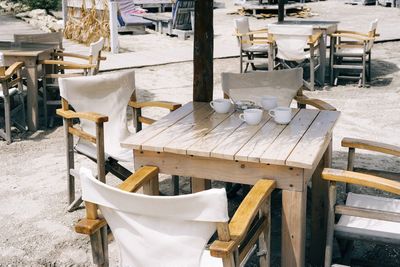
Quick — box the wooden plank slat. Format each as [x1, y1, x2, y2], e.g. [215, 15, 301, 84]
[286, 111, 340, 169]
[187, 113, 244, 157]
[164, 110, 235, 155]
[141, 103, 215, 152]
[260, 109, 320, 165]
[121, 102, 207, 149]
[235, 109, 300, 163]
[211, 113, 271, 160]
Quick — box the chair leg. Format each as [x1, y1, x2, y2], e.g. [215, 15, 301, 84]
[324, 182, 337, 267]
[258, 195, 271, 267]
[309, 48, 315, 91]
[42, 77, 48, 128]
[240, 52, 243, 73]
[90, 230, 107, 266]
[172, 175, 179, 195]
[367, 52, 372, 82]
[361, 54, 366, 87]
[64, 119, 75, 205]
[101, 225, 109, 267]
[3, 93, 12, 144]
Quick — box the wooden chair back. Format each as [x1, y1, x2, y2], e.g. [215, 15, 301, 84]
[14, 32, 63, 50]
[172, 0, 194, 30]
[89, 37, 105, 75]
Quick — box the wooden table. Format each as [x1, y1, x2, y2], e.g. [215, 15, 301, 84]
[273, 20, 339, 86]
[0, 41, 56, 131]
[121, 102, 340, 267]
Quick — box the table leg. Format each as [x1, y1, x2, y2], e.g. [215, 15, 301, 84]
[26, 65, 39, 131]
[310, 140, 332, 266]
[329, 36, 336, 86]
[191, 177, 211, 193]
[281, 189, 307, 267]
[317, 33, 327, 86]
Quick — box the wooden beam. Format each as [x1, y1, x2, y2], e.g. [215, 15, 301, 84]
[193, 0, 213, 102]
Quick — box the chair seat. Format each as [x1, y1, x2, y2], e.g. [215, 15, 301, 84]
[243, 44, 268, 53]
[337, 192, 400, 235]
[200, 250, 223, 267]
[75, 139, 134, 162]
[0, 87, 18, 98]
[336, 48, 366, 56]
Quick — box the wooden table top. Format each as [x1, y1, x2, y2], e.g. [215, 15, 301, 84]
[0, 41, 56, 57]
[122, 102, 340, 169]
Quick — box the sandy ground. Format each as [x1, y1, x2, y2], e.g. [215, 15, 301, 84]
[1, 0, 400, 266]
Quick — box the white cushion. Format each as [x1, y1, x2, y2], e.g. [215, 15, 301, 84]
[200, 250, 223, 267]
[337, 192, 400, 235]
[243, 44, 269, 53]
[0, 87, 18, 98]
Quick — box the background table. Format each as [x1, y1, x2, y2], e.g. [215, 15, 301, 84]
[0, 41, 56, 131]
[273, 20, 339, 86]
[122, 102, 340, 267]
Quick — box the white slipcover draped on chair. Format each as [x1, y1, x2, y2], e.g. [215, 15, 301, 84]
[221, 68, 303, 107]
[268, 24, 313, 61]
[59, 70, 135, 162]
[79, 167, 228, 267]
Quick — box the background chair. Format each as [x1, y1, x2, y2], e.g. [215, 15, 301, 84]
[40, 37, 105, 127]
[323, 168, 400, 267]
[267, 24, 321, 91]
[234, 17, 269, 73]
[75, 165, 276, 267]
[221, 68, 336, 111]
[323, 137, 400, 266]
[330, 19, 379, 87]
[56, 70, 181, 212]
[0, 54, 26, 144]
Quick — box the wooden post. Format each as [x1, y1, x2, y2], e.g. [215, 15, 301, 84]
[278, 0, 285, 22]
[193, 0, 213, 102]
[62, 0, 68, 27]
[109, 1, 120, 54]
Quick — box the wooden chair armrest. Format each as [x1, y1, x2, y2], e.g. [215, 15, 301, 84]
[331, 33, 374, 42]
[54, 52, 90, 60]
[2, 62, 24, 79]
[341, 137, 400, 157]
[56, 109, 109, 123]
[295, 95, 336, 111]
[75, 218, 107, 235]
[118, 166, 159, 192]
[229, 179, 275, 241]
[322, 168, 400, 195]
[129, 101, 182, 111]
[308, 32, 322, 45]
[39, 59, 96, 70]
[209, 240, 236, 258]
[334, 30, 369, 37]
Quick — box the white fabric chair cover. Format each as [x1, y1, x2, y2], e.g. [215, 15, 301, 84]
[0, 52, 4, 67]
[89, 37, 105, 75]
[221, 68, 303, 107]
[79, 167, 228, 267]
[366, 19, 378, 52]
[235, 18, 268, 53]
[268, 24, 313, 61]
[59, 70, 135, 162]
[338, 192, 400, 235]
[234, 17, 251, 50]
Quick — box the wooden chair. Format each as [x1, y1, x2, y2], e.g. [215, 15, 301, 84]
[267, 24, 322, 91]
[323, 138, 400, 266]
[40, 37, 106, 127]
[330, 19, 379, 87]
[56, 70, 181, 212]
[0, 57, 26, 144]
[234, 17, 269, 73]
[75, 165, 276, 267]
